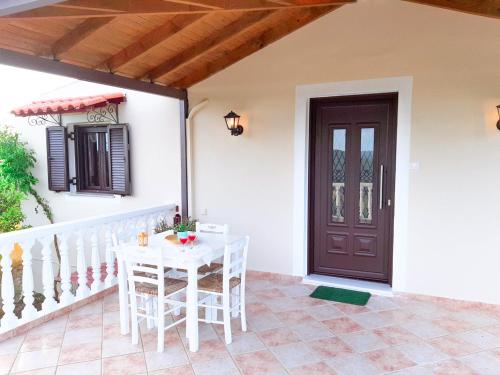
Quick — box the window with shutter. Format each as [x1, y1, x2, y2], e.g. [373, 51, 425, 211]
[74, 124, 130, 195]
[46, 126, 69, 192]
[108, 125, 130, 195]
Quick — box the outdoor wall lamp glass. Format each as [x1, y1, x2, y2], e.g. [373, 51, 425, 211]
[224, 110, 244, 136]
[497, 105, 500, 130]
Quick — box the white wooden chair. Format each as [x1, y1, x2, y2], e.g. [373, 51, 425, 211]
[197, 236, 249, 344]
[195, 222, 229, 275]
[123, 245, 187, 352]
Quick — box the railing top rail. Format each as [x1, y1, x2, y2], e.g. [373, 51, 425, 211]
[0, 204, 175, 245]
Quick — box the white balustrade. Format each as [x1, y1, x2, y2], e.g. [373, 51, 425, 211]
[41, 236, 57, 312]
[76, 230, 90, 299]
[90, 227, 102, 293]
[0, 245, 17, 330]
[104, 226, 116, 288]
[58, 234, 74, 307]
[0, 204, 175, 334]
[20, 239, 37, 321]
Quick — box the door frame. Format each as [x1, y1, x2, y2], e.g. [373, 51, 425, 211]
[292, 76, 413, 292]
[307, 93, 398, 285]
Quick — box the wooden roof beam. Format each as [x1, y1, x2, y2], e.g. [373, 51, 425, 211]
[146, 10, 275, 81]
[102, 13, 205, 72]
[52, 16, 114, 57]
[403, 0, 500, 19]
[2, 0, 355, 19]
[0, 48, 187, 99]
[169, 5, 340, 88]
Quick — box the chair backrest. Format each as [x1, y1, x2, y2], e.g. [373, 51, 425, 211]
[123, 246, 165, 296]
[196, 222, 230, 234]
[222, 236, 250, 283]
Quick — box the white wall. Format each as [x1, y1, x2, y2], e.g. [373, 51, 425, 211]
[188, 0, 500, 304]
[4, 80, 182, 225]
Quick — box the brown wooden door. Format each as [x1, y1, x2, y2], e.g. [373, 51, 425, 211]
[309, 93, 397, 283]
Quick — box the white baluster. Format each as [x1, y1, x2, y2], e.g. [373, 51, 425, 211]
[0, 245, 18, 330]
[76, 231, 90, 299]
[58, 234, 74, 307]
[90, 227, 102, 293]
[20, 240, 37, 321]
[41, 236, 57, 312]
[104, 226, 116, 287]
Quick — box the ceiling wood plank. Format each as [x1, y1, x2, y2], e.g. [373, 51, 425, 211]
[0, 48, 187, 99]
[161, 0, 224, 10]
[52, 16, 114, 57]
[1, 0, 354, 19]
[403, 0, 500, 19]
[102, 14, 204, 72]
[170, 5, 340, 88]
[147, 10, 274, 81]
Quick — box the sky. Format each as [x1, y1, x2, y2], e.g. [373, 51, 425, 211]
[0, 64, 75, 124]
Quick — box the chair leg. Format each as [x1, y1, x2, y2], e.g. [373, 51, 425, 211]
[231, 287, 240, 318]
[172, 293, 181, 316]
[223, 291, 232, 344]
[157, 299, 165, 352]
[240, 285, 247, 332]
[204, 295, 212, 322]
[146, 298, 154, 329]
[130, 295, 139, 345]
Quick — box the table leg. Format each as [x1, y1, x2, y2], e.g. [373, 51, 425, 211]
[187, 264, 199, 352]
[117, 254, 130, 335]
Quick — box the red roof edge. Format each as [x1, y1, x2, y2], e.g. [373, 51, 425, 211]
[11, 92, 126, 117]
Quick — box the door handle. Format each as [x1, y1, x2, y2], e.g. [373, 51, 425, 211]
[379, 164, 384, 210]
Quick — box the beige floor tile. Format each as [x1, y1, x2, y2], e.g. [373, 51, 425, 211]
[144, 346, 188, 371]
[234, 349, 286, 375]
[149, 364, 194, 375]
[339, 330, 388, 353]
[258, 327, 300, 347]
[191, 357, 239, 375]
[290, 320, 334, 341]
[322, 317, 363, 335]
[225, 332, 266, 355]
[56, 359, 101, 375]
[364, 347, 416, 372]
[0, 353, 16, 375]
[102, 336, 142, 358]
[325, 353, 380, 375]
[58, 341, 101, 365]
[102, 352, 147, 375]
[10, 348, 60, 373]
[270, 342, 320, 368]
[306, 337, 354, 360]
[288, 361, 338, 375]
[20, 332, 63, 353]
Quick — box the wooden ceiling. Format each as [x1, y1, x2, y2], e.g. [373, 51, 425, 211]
[0, 0, 498, 96]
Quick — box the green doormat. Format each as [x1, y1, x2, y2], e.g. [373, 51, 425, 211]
[310, 286, 371, 306]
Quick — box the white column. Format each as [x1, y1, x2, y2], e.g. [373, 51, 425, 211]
[90, 227, 102, 293]
[76, 231, 90, 299]
[0, 245, 17, 330]
[104, 226, 116, 287]
[41, 236, 57, 312]
[58, 233, 74, 307]
[20, 240, 37, 321]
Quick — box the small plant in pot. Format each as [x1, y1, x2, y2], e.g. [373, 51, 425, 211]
[154, 217, 197, 235]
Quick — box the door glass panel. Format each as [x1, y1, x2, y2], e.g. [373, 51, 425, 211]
[332, 129, 346, 223]
[359, 128, 374, 224]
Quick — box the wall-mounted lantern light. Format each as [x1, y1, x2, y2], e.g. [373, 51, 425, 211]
[224, 110, 244, 136]
[497, 105, 500, 130]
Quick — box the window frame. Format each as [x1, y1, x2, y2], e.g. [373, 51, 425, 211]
[73, 123, 130, 195]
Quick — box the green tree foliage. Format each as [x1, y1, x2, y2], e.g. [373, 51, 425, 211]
[0, 128, 54, 231]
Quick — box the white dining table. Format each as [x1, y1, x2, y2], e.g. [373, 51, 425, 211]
[113, 231, 244, 352]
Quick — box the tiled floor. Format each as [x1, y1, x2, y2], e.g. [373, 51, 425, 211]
[1, 275, 500, 374]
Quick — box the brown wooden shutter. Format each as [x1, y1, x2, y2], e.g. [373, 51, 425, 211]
[108, 124, 130, 195]
[46, 126, 69, 192]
